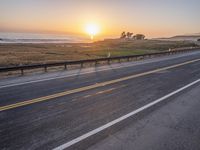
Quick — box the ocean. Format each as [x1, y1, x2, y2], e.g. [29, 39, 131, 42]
[0, 32, 90, 43]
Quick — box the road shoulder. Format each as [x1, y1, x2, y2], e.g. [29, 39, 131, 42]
[87, 84, 200, 150]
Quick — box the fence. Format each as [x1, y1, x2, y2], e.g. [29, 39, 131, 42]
[0, 47, 199, 75]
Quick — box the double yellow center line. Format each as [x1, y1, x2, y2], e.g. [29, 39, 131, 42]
[1, 58, 200, 112]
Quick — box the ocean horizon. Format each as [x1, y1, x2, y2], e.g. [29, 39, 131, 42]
[0, 32, 90, 43]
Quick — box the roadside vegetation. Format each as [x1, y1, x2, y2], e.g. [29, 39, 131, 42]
[120, 31, 145, 40]
[0, 39, 197, 67]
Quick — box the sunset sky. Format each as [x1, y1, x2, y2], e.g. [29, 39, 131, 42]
[0, 0, 200, 38]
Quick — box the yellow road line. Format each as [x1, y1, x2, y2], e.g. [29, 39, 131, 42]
[83, 95, 92, 98]
[1, 58, 200, 112]
[81, 88, 116, 100]
[84, 85, 125, 99]
[97, 88, 116, 94]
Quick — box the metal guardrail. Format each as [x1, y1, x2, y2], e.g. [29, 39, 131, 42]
[0, 47, 199, 75]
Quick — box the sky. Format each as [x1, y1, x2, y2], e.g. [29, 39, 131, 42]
[0, 0, 200, 38]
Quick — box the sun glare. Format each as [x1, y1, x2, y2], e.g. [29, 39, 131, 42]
[85, 23, 100, 40]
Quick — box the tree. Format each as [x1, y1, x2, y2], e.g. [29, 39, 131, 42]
[133, 34, 145, 40]
[120, 32, 126, 39]
[126, 32, 133, 39]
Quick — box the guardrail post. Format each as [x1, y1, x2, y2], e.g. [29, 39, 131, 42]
[64, 64, 67, 70]
[21, 69, 24, 75]
[44, 66, 47, 72]
[108, 59, 110, 64]
[81, 63, 84, 68]
[95, 61, 98, 66]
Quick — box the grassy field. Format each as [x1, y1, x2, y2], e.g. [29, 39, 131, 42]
[0, 39, 197, 67]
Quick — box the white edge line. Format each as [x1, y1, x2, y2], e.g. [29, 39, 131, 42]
[53, 78, 200, 150]
[0, 52, 199, 89]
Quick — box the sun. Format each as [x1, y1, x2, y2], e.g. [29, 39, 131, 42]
[85, 23, 100, 40]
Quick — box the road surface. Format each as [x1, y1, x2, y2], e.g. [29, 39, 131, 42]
[0, 50, 200, 150]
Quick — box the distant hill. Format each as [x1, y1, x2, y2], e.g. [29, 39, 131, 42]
[156, 33, 200, 41]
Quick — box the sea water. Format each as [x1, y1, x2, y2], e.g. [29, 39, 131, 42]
[0, 32, 90, 43]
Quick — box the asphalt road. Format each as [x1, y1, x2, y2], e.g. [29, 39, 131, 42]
[1, 50, 200, 150]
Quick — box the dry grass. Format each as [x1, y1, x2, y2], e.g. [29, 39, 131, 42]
[0, 39, 197, 67]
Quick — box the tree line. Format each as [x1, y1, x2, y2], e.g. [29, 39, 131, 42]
[120, 32, 145, 40]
